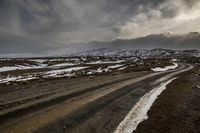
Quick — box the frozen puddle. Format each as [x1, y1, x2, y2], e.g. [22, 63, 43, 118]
[114, 78, 176, 133]
[151, 63, 178, 72]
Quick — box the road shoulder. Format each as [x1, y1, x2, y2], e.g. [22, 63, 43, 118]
[134, 67, 200, 133]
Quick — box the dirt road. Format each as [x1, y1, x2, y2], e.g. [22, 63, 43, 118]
[0, 63, 193, 133]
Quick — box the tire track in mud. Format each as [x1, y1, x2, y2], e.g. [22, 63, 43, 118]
[38, 73, 168, 133]
[0, 72, 149, 110]
[0, 73, 148, 122]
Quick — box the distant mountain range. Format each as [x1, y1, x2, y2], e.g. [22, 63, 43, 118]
[70, 32, 200, 58]
[2, 32, 200, 58]
[86, 32, 200, 50]
[72, 48, 200, 59]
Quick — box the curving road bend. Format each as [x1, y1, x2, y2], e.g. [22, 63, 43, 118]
[0, 63, 193, 133]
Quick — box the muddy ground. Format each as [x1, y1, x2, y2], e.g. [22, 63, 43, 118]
[0, 62, 198, 133]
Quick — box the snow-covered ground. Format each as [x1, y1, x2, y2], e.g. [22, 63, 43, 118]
[87, 67, 108, 75]
[0, 66, 89, 84]
[0, 59, 124, 73]
[0, 58, 129, 83]
[118, 66, 128, 70]
[0, 75, 37, 84]
[29, 59, 47, 63]
[0, 55, 180, 84]
[44, 67, 88, 77]
[86, 60, 125, 64]
[0, 66, 20, 72]
[114, 78, 176, 133]
[151, 63, 178, 72]
[0, 61, 76, 73]
[43, 66, 89, 78]
[107, 64, 124, 69]
[86, 64, 124, 75]
[50, 63, 76, 68]
[0, 64, 47, 72]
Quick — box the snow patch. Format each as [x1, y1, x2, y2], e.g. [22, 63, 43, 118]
[0, 66, 89, 83]
[50, 63, 75, 67]
[96, 68, 103, 73]
[0, 66, 20, 72]
[0, 75, 37, 84]
[114, 78, 176, 133]
[151, 63, 178, 72]
[86, 65, 124, 75]
[86, 67, 105, 75]
[29, 59, 47, 63]
[118, 66, 128, 70]
[0, 64, 47, 72]
[44, 66, 88, 77]
[107, 64, 124, 69]
[86, 60, 125, 64]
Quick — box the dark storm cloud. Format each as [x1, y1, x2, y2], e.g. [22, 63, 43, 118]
[0, 0, 146, 34]
[0, 0, 200, 56]
[118, 0, 200, 39]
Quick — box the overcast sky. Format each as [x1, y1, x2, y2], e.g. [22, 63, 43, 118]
[0, 0, 200, 56]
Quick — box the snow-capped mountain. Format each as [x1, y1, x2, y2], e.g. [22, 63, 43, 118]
[71, 48, 200, 59]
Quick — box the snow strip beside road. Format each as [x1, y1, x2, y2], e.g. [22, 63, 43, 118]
[151, 63, 178, 72]
[114, 78, 176, 133]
